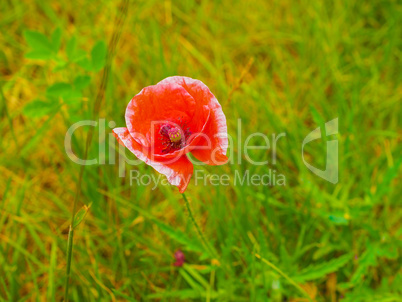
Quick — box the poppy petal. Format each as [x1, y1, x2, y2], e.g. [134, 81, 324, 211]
[152, 106, 211, 161]
[125, 83, 197, 147]
[158, 76, 228, 165]
[113, 127, 193, 193]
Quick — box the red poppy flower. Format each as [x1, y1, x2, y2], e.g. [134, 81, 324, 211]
[113, 76, 228, 193]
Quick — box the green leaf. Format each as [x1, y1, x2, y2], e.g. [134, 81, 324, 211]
[73, 40, 106, 70]
[72, 50, 87, 62]
[51, 28, 62, 52]
[21, 110, 58, 156]
[74, 75, 91, 90]
[313, 244, 343, 260]
[293, 253, 352, 282]
[309, 105, 326, 131]
[91, 40, 107, 71]
[23, 100, 57, 118]
[76, 57, 93, 71]
[73, 204, 91, 229]
[66, 36, 76, 60]
[46, 82, 73, 97]
[328, 214, 349, 225]
[25, 50, 53, 60]
[147, 289, 220, 300]
[53, 59, 68, 72]
[66, 36, 86, 62]
[184, 265, 211, 288]
[0, 50, 9, 68]
[47, 240, 58, 301]
[152, 219, 203, 254]
[373, 158, 402, 202]
[376, 243, 398, 259]
[46, 82, 82, 101]
[23, 30, 53, 52]
[350, 245, 377, 284]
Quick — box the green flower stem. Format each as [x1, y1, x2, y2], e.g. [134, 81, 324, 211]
[182, 193, 218, 259]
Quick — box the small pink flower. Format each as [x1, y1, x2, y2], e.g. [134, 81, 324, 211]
[173, 250, 185, 267]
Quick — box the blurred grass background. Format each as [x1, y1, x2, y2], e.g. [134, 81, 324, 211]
[0, 0, 401, 301]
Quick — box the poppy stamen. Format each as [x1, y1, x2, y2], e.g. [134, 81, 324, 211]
[159, 121, 191, 154]
[168, 127, 182, 143]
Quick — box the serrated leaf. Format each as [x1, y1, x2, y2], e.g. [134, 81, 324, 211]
[24, 30, 53, 53]
[51, 28, 62, 52]
[91, 40, 107, 71]
[293, 253, 352, 282]
[23, 100, 57, 118]
[74, 75, 91, 90]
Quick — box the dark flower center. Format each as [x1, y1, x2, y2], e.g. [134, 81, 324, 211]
[168, 127, 182, 143]
[158, 119, 192, 154]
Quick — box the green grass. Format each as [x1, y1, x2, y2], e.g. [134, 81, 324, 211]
[0, 0, 401, 301]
